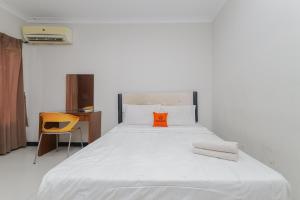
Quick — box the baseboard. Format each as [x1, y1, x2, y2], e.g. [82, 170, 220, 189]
[27, 142, 88, 147]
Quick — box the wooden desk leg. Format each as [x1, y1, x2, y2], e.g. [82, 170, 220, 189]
[88, 112, 101, 143]
[37, 114, 57, 156]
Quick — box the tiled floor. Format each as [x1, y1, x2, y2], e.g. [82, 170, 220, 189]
[0, 146, 81, 200]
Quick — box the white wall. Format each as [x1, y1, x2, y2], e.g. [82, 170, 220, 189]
[213, 0, 300, 199]
[24, 23, 213, 142]
[0, 7, 23, 38]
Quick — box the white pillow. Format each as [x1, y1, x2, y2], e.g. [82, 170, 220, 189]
[160, 105, 196, 126]
[123, 104, 161, 125]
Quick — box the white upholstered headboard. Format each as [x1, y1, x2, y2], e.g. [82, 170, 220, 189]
[118, 91, 198, 123]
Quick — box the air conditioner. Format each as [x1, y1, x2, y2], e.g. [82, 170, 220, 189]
[22, 26, 72, 44]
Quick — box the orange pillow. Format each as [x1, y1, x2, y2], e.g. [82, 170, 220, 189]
[153, 112, 168, 127]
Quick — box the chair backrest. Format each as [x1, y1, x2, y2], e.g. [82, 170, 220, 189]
[41, 112, 79, 133]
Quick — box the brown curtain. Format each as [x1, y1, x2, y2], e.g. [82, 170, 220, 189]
[0, 33, 27, 155]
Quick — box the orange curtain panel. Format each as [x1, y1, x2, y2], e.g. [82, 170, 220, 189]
[0, 33, 27, 155]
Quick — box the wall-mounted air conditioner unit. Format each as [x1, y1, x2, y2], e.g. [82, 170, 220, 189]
[22, 26, 72, 44]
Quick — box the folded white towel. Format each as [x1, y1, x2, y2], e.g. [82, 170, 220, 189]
[192, 148, 239, 162]
[192, 141, 239, 154]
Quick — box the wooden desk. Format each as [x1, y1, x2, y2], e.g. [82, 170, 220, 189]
[38, 111, 101, 156]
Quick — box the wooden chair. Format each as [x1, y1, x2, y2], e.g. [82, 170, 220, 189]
[33, 112, 83, 164]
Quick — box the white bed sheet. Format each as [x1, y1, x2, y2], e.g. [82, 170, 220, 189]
[37, 124, 290, 200]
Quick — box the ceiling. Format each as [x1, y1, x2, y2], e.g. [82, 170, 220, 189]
[0, 0, 227, 23]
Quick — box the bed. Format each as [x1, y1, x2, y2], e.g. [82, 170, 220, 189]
[37, 92, 290, 200]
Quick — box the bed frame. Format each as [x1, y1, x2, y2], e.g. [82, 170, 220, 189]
[118, 91, 198, 123]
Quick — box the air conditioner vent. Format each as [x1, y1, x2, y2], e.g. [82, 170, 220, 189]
[27, 37, 64, 42]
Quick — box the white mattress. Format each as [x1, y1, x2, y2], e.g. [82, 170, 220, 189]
[37, 124, 290, 200]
